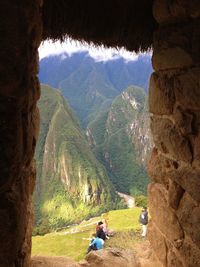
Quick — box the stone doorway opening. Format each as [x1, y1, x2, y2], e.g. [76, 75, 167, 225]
[1, 1, 200, 267]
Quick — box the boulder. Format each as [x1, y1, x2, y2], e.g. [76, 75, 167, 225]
[85, 248, 141, 267]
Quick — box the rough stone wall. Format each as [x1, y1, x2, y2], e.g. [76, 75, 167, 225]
[0, 1, 42, 266]
[148, 1, 200, 266]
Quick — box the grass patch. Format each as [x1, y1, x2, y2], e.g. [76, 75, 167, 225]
[32, 208, 142, 261]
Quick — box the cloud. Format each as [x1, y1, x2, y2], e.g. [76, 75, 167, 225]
[39, 40, 141, 62]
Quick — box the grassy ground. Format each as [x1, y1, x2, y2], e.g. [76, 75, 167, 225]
[32, 207, 142, 261]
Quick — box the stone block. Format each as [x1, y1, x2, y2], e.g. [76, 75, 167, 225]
[151, 117, 192, 162]
[148, 183, 184, 244]
[153, 0, 200, 24]
[174, 68, 200, 110]
[168, 179, 184, 210]
[153, 0, 172, 24]
[148, 147, 169, 187]
[152, 22, 200, 70]
[149, 72, 175, 115]
[177, 192, 200, 247]
[193, 133, 200, 162]
[152, 47, 193, 71]
[178, 235, 200, 267]
[167, 249, 184, 267]
[148, 221, 167, 266]
[173, 106, 194, 135]
[169, 166, 200, 203]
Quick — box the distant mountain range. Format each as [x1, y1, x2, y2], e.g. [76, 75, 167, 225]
[39, 51, 152, 127]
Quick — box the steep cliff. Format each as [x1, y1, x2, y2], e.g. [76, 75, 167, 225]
[87, 86, 153, 195]
[34, 84, 117, 232]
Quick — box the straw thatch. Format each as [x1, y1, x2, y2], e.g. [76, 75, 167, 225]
[42, 0, 157, 52]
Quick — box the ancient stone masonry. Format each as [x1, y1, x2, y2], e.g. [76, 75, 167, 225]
[148, 1, 200, 266]
[0, 1, 42, 266]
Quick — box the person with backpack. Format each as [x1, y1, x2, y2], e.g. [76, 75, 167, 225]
[139, 207, 148, 237]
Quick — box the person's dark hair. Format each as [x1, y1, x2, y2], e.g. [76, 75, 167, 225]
[98, 221, 103, 225]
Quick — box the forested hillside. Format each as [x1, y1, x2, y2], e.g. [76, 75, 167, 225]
[34, 84, 119, 233]
[87, 86, 152, 195]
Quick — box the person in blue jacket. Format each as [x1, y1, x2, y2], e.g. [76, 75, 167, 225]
[86, 234, 104, 254]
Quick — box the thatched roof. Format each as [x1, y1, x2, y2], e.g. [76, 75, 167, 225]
[42, 0, 157, 52]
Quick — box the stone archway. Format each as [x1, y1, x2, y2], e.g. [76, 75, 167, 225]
[0, 1, 200, 267]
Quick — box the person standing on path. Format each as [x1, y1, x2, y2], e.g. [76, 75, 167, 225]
[139, 207, 148, 237]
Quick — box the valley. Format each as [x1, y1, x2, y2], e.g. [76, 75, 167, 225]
[34, 51, 153, 233]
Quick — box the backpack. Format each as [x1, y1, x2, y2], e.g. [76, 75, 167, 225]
[139, 211, 148, 225]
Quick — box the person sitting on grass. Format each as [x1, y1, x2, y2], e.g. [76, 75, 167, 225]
[87, 233, 104, 254]
[96, 221, 107, 240]
[102, 218, 113, 237]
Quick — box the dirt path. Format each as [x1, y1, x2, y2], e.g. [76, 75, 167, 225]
[117, 191, 135, 208]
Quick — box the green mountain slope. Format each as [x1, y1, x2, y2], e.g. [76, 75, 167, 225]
[59, 56, 118, 127]
[87, 86, 153, 195]
[34, 84, 119, 233]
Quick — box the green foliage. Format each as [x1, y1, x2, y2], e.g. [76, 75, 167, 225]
[135, 195, 148, 208]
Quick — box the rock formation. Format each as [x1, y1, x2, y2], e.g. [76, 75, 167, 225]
[31, 248, 141, 267]
[83, 248, 141, 267]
